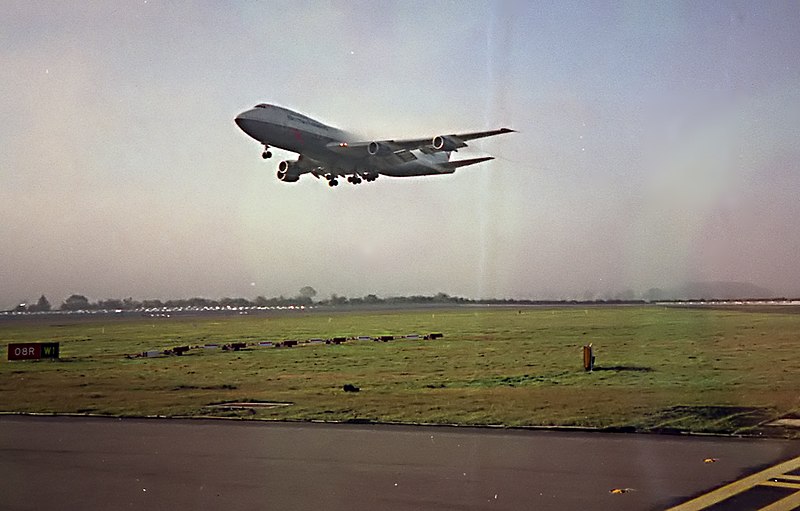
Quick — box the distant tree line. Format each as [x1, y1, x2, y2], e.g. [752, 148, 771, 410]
[53, 293, 317, 311]
[12, 288, 796, 313]
[12, 295, 53, 313]
[10, 289, 318, 313]
[9, 289, 655, 313]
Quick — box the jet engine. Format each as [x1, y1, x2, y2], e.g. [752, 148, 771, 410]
[367, 141, 393, 156]
[432, 134, 468, 152]
[277, 160, 302, 182]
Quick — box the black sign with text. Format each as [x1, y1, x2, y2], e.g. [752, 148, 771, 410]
[7, 342, 59, 361]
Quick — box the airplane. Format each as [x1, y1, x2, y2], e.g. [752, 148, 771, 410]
[234, 103, 514, 187]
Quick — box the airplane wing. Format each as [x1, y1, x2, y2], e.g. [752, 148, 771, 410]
[439, 156, 494, 170]
[381, 127, 515, 152]
[326, 127, 515, 157]
[443, 128, 516, 143]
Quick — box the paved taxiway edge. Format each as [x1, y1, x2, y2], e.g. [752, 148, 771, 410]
[0, 410, 792, 439]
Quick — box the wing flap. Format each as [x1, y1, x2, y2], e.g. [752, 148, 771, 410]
[391, 149, 417, 163]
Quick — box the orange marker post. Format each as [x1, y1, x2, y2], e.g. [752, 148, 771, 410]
[583, 343, 594, 371]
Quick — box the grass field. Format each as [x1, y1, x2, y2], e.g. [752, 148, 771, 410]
[1, 306, 798, 436]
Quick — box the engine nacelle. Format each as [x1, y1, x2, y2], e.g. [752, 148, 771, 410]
[277, 160, 301, 182]
[367, 141, 393, 156]
[432, 134, 468, 152]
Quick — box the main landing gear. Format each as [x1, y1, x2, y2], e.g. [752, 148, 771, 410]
[261, 146, 272, 159]
[344, 172, 378, 185]
[359, 171, 378, 183]
[325, 171, 377, 187]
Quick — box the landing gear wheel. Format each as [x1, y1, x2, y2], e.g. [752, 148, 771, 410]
[261, 150, 272, 159]
[328, 179, 339, 187]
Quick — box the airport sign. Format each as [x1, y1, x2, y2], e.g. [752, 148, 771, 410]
[7, 342, 60, 361]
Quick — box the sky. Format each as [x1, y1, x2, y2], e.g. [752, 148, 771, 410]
[1, 1, 799, 308]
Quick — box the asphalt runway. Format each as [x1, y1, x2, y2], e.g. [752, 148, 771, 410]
[1, 416, 798, 511]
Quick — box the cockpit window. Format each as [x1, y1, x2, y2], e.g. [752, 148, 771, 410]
[255, 103, 269, 108]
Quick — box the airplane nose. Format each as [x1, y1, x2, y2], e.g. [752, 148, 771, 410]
[234, 113, 260, 139]
[234, 112, 254, 132]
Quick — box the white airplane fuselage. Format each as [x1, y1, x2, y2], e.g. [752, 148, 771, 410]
[234, 103, 512, 186]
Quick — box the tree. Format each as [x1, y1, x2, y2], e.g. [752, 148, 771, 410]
[97, 298, 124, 310]
[61, 294, 90, 311]
[328, 294, 348, 306]
[220, 297, 251, 308]
[24, 295, 52, 312]
[299, 286, 317, 300]
[35, 295, 51, 312]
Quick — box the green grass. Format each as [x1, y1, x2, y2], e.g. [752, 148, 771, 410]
[1, 306, 798, 436]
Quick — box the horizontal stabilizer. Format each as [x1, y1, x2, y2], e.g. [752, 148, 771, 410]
[441, 156, 494, 170]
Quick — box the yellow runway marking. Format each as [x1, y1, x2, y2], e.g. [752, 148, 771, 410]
[667, 455, 800, 511]
[761, 480, 800, 490]
[758, 491, 800, 511]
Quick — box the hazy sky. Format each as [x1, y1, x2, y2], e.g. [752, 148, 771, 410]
[2, 1, 799, 308]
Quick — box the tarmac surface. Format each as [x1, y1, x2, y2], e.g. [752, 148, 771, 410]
[1, 416, 798, 510]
